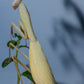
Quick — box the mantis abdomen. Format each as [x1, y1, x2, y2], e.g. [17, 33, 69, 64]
[29, 41, 56, 84]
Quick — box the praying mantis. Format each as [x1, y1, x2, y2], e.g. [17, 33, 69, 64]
[9, 0, 57, 84]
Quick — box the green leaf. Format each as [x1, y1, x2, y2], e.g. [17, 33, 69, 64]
[21, 71, 35, 84]
[14, 33, 22, 40]
[7, 40, 17, 49]
[14, 33, 22, 45]
[2, 57, 13, 68]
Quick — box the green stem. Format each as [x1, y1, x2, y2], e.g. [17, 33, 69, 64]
[17, 75, 20, 84]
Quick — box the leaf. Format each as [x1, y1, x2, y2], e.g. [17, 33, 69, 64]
[7, 40, 17, 49]
[21, 71, 35, 84]
[14, 33, 22, 40]
[2, 57, 13, 68]
[14, 33, 22, 45]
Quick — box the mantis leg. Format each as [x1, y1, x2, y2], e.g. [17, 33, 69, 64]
[11, 21, 28, 45]
[18, 20, 28, 46]
[12, 56, 23, 84]
[11, 22, 27, 40]
[18, 20, 25, 34]
[9, 42, 31, 84]
[12, 56, 31, 84]
[9, 43, 29, 61]
[12, 55, 31, 73]
[9, 42, 30, 71]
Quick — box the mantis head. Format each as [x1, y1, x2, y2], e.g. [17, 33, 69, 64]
[11, 3, 37, 42]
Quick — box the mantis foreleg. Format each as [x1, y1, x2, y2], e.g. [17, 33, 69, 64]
[11, 22, 27, 39]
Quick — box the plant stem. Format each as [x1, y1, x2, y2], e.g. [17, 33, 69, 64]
[17, 75, 20, 84]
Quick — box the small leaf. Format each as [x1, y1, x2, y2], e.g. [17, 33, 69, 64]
[21, 71, 35, 84]
[14, 33, 22, 45]
[7, 40, 17, 49]
[14, 33, 22, 40]
[2, 57, 13, 68]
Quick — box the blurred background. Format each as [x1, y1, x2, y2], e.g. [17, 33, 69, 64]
[0, 0, 84, 84]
